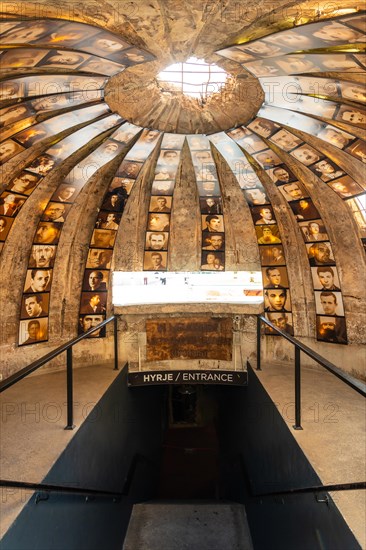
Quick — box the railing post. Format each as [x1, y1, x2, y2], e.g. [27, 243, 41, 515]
[65, 347, 75, 430]
[113, 316, 119, 370]
[293, 345, 303, 430]
[256, 315, 261, 371]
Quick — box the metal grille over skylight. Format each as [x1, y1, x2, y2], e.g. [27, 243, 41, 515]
[157, 57, 228, 101]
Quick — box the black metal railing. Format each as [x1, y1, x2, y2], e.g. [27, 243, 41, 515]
[256, 315, 366, 430]
[0, 316, 119, 430]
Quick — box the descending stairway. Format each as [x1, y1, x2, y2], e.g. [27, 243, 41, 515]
[122, 502, 254, 550]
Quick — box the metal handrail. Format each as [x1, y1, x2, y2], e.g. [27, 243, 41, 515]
[0, 316, 119, 429]
[0, 479, 122, 500]
[256, 315, 366, 430]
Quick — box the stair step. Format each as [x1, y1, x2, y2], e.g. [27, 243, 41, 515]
[122, 501, 253, 550]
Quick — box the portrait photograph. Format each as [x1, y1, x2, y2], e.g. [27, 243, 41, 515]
[27, 154, 55, 175]
[316, 315, 347, 344]
[86, 248, 113, 270]
[243, 188, 269, 206]
[262, 266, 289, 288]
[91, 229, 116, 249]
[38, 50, 91, 69]
[0, 21, 56, 43]
[0, 104, 34, 127]
[78, 314, 106, 337]
[244, 59, 281, 77]
[195, 163, 218, 182]
[342, 14, 366, 32]
[96, 211, 121, 230]
[316, 53, 362, 73]
[33, 21, 100, 47]
[20, 292, 50, 319]
[299, 219, 328, 242]
[199, 196, 223, 214]
[147, 213, 170, 232]
[109, 177, 134, 196]
[259, 244, 286, 266]
[290, 144, 321, 166]
[236, 132, 267, 154]
[158, 149, 181, 166]
[253, 149, 282, 169]
[101, 192, 125, 213]
[145, 231, 169, 251]
[149, 196, 172, 213]
[0, 216, 14, 241]
[120, 48, 154, 65]
[161, 134, 185, 149]
[317, 125, 354, 150]
[15, 124, 48, 147]
[0, 140, 25, 165]
[187, 135, 209, 150]
[154, 164, 177, 181]
[311, 266, 341, 291]
[41, 202, 71, 223]
[201, 251, 225, 271]
[139, 129, 161, 145]
[306, 242, 336, 266]
[80, 58, 124, 76]
[289, 199, 320, 221]
[216, 47, 255, 63]
[29, 245, 57, 268]
[83, 269, 110, 292]
[256, 224, 281, 245]
[8, 170, 41, 196]
[19, 317, 48, 346]
[264, 312, 294, 336]
[251, 205, 276, 225]
[143, 251, 167, 271]
[264, 287, 291, 312]
[118, 160, 143, 179]
[24, 269, 52, 293]
[278, 181, 308, 202]
[270, 129, 303, 152]
[76, 32, 129, 59]
[0, 80, 24, 101]
[310, 159, 345, 182]
[315, 290, 344, 317]
[268, 164, 297, 185]
[112, 123, 141, 144]
[274, 55, 320, 75]
[339, 82, 366, 103]
[198, 180, 221, 196]
[247, 119, 278, 139]
[0, 48, 49, 69]
[191, 150, 213, 167]
[335, 105, 366, 126]
[51, 183, 77, 203]
[151, 180, 175, 195]
[80, 292, 107, 315]
[34, 222, 62, 245]
[202, 214, 225, 233]
[202, 233, 225, 251]
[328, 176, 364, 198]
[238, 39, 284, 58]
[0, 192, 26, 217]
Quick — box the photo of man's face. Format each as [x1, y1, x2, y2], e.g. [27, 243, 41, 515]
[31, 245, 56, 267]
[265, 289, 288, 311]
[146, 232, 167, 250]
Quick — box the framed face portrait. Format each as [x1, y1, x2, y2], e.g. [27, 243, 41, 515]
[34, 222, 62, 245]
[262, 266, 289, 288]
[270, 129, 303, 151]
[154, 164, 177, 181]
[0, 103, 33, 127]
[306, 242, 335, 266]
[0, 21, 55, 43]
[38, 50, 91, 69]
[253, 149, 282, 168]
[0, 80, 24, 101]
[316, 315, 347, 344]
[251, 205, 276, 225]
[29, 244, 57, 268]
[317, 125, 354, 150]
[310, 159, 345, 182]
[41, 202, 71, 223]
[83, 269, 109, 292]
[315, 290, 344, 317]
[265, 312, 294, 336]
[202, 214, 224, 233]
[77, 32, 129, 59]
[238, 39, 284, 58]
[96, 211, 121, 230]
[78, 314, 106, 337]
[196, 163, 218, 182]
[118, 160, 143, 179]
[149, 196, 172, 213]
[161, 134, 185, 149]
[328, 176, 364, 198]
[291, 145, 321, 166]
[341, 14, 366, 33]
[86, 248, 113, 270]
[191, 150, 213, 167]
[244, 59, 281, 77]
[247, 119, 278, 139]
[199, 197, 223, 213]
[198, 180, 221, 196]
[21, 292, 49, 319]
[143, 251, 167, 271]
[145, 231, 169, 251]
[80, 292, 107, 315]
[0, 192, 26, 217]
[81, 58, 125, 75]
[311, 265, 341, 291]
[216, 47, 255, 63]
[0, 140, 25, 165]
[158, 149, 181, 166]
[264, 288, 291, 312]
[91, 229, 116, 249]
[201, 251, 225, 271]
[19, 317, 48, 346]
[147, 213, 170, 232]
[256, 224, 281, 245]
[187, 135, 209, 150]
[24, 269, 52, 293]
[298, 219, 328, 242]
[338, 82, 366, 103]
[345, 140, 366, 163]
[27, 154, 55, 175]
[151, 180, 175, 195]
[311, 20, 364, 44]
[51, 183, 77, 203]
[0, 216, 14, 241]
[202, 233, 225, 251]
[259, 244, 286, 266]
[278, 181, 308, 202]
[120, 48, 154, 65]
[335, 105, 366, 126]
[275, 55, 319, 75]
[268, 164, 297, 185]
[34, 21, 100, 47]
[0, 48, 48, 68]
[109, 177, 134, 196]
[290, 199, 320, 221]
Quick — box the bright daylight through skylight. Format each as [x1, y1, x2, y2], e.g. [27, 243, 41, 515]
[158, 57, 228, 100]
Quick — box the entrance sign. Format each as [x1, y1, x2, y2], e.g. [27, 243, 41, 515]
[128, 370, 248, 386]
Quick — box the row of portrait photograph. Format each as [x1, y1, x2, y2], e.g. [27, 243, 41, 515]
[0, 19, 154, 64]
[217, 13, 365, 62]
